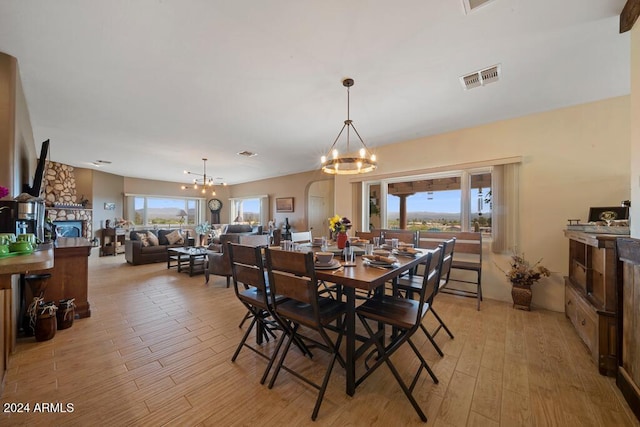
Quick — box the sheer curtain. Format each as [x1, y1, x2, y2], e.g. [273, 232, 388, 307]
[491, 163, 520, 253]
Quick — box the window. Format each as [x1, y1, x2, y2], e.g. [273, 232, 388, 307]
[386, 176, 463, 232]
[129, 196, 201, 227]
[362, 160, 519, 253]
[229, 195, 269, 226]
[364, 169, 492, 234]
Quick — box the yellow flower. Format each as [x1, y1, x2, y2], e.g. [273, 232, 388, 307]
[328, 215, 351, 233]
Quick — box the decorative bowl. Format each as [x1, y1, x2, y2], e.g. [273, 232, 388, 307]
[315, 252, 334, 264]
[9, 241, 33, 253]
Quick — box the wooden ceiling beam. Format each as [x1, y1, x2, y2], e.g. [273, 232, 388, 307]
[621, 0, 640, 33]
[387, 174, 491, 196]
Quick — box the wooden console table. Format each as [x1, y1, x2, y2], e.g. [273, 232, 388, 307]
[101, 228, 125, 256]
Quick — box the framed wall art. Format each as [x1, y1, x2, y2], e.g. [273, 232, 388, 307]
[276, 197, 294, 213]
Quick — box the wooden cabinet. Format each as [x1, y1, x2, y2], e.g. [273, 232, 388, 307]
[30, 239, 92, 318]
[101, 228, 125, 256]
[564, 230, 622, 376]
[616, 238, 640, 422]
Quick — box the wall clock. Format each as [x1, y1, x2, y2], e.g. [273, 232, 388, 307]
[208, 198, 223, 224]
[208, 198, 223, 212]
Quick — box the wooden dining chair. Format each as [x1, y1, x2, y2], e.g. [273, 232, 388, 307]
[264, 248, 347, 421]
[355, 229, 381, 242]
[397, 238, 456, 349]
[380, 229, 418, 246]
[227, 243, 286, 385]
[419, 231, 483, 310]
[356, 246, 442, 422]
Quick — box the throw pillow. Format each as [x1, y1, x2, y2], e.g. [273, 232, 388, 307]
[165, 229, 184, 245]
[136, 232, 150, 247]
[211, 227, 222, 240]
[146, 231, 159, 246]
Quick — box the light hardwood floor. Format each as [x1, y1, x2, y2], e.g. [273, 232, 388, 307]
[1, 253, 638, 426]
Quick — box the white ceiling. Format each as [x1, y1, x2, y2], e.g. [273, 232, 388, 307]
[0, 0, 630, 185]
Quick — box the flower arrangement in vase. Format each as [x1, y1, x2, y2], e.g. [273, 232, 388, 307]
[328, 215, 352, 249]
[499, 253, 551, 310]
[195, 221, 212, 247]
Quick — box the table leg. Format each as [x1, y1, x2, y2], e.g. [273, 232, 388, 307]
[345, 286, 356, 396]
[177, 254, 183, 273]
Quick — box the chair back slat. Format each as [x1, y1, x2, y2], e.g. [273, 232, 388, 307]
[355, 230, 381, 241]
[228, 243, 267, 294]
[265, 249, 317, 306]
[381, 229, 417, 246]
[270, 270, 314, 304]
[419, 231, 481, 259]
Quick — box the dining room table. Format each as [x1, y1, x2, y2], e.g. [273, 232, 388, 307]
[310, 244, 431, 396]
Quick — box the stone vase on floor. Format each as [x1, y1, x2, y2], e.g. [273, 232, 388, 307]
[511, 283, 533, 311]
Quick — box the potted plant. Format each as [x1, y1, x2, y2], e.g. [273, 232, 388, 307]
[499, 253, 551, 310]
[328, 215, 352, 249]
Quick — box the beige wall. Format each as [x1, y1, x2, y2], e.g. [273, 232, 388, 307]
[92, 170, 124, 230]
[230, 169, 330, 232]
[0, 53, 16, 195]
[631, 25, 639, 238]
[334, 97, 630, 312]
[0, 53, 35, 198]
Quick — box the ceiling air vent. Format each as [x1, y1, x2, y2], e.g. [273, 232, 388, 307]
[460, 64, 501, 90]
[237, 150, 257, 157]
[462, 0, 496, 14]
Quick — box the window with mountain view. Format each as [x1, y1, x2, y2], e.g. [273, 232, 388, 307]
[132, 197, 199, 226]
[366, 169, 492, 235]
[386, 177, 462, 231]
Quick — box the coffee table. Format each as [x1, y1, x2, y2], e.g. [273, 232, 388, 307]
[167, 247, 207, 276]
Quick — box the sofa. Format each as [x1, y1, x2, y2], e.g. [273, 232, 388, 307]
[209, 224, 263, 248]
[125, 229, 188, 265]
[212, 224, 262, 239]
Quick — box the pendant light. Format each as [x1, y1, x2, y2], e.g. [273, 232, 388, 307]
[321, 78, 377, 175]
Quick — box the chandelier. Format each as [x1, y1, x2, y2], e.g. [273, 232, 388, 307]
[181, 158, 224, 196]
[321, 78, 377, 175]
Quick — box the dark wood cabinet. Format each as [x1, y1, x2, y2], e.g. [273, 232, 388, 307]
[564, 230, 623, 376]
[616, 237, 640, 422]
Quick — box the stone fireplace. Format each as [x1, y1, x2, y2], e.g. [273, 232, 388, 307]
[47, 208, 92, 238]
[43, 161, 93, 238]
